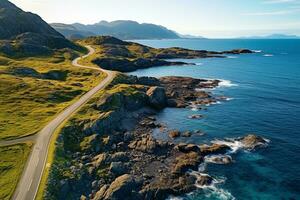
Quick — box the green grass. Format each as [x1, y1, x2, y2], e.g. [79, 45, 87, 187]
[0, 142, 33, 200]
[0, 49, 106, 140]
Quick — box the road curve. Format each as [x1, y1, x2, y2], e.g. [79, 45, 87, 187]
[12, 46, 116, 200]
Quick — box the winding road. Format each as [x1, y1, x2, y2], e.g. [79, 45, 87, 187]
[10, 46, 115, 200]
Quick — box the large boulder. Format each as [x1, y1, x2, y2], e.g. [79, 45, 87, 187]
[146, 86, 167, 109]
[95, 174, 139, 200]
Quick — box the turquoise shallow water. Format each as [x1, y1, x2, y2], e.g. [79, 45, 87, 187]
[129, 39, 300, 200]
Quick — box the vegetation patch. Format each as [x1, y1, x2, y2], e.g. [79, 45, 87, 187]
[0, 142, 33, 200]
[0, 48, 106, 140]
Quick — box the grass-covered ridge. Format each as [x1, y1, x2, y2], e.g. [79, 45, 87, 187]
[0, 48, 106, 140]
[0, 142, 33, 200]
[77, 36, 252, 72]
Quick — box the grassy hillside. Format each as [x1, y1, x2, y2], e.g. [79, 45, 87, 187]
[0, 142, 32, 200]
[0, 49, 106, 140]
[0, 0, 83, 57]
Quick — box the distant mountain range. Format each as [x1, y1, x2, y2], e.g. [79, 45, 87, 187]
[0, 0, 79, 56]
[51, 20, 181, 40]
[240, 34, 300, 39]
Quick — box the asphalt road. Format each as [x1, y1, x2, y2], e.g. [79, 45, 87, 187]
[12, 46, 115, 200]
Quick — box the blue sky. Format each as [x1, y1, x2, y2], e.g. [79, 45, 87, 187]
[10, 0, 300, 38]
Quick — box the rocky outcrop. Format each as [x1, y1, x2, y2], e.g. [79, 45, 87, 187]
[159, 76, 220, 108]
[239, 134, 268, 150]
[200, 144, 231, 156]
[93, 174, 139, 200]
[146, 86, 167, 109]
[92, 57, 187, 72]
[222, 49, 253, 54]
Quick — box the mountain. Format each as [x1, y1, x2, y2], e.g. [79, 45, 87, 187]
[51, 23, 95, 40]
[0, 0, 80, 56]
[51, 20, 180, 40]
[240, 34, 300, 39]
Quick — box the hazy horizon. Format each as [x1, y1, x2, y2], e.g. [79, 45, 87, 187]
[9, 0, 300, 38]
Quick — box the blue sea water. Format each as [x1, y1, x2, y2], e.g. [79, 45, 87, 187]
[129, 39, 300, 200]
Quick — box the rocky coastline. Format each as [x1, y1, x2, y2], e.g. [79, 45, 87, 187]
[80, 36, 254, 72]
[46, 74, 268, 200]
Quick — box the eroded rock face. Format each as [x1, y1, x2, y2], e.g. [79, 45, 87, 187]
[146, 86, 167, 109]
[93, 174, 140, 200]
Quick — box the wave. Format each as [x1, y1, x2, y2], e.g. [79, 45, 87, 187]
[195, 62, 203, 66]
[211, 137, 269, 153]
[204, 154, 233, 164]
[227, 56, 238, 59]
[252, 50, 262, 53]
[263, 54, 274, 57]
[218, 80, 238, 88]
[211, 139, 243, 153]
[190, 171, 236, 200]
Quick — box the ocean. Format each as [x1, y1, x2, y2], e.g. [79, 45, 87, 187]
[128, 39, 300, 200]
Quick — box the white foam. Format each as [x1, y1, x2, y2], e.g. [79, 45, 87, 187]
[195, 62, 203, 66]
[263, 54, 274, 57]
[227, 56, 238, 59]
[252, 50, 262, 53]
[225, 97, 234, 101]
[211, 139, 243, 153]
[218, 80, 238, 88]
[205, 154, 233, 164]
[190, 171, 235, 200]
[166, 196, 184, 200]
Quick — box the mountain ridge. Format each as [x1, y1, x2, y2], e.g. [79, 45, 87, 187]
[0, 0, 81, 56]
[51, 20, 181, 40]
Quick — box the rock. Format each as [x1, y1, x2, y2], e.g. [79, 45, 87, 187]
[110, 152, 129, 162]
[146, 86, 167, 109]
[182, 131, 192, 137]
[172, 152, 203, 174]
[80, 195, 87, 200]
[222, 49, 253, 54]
[239, 134, 267, 150]
[92, 180, 98, 189]
[205, 155, 232, 164]
[93, 184, 109, 200]
[175, 143, 200, 153]
[188, 114, 203, 119]
[124, 132, 134, 142]
[103, 174, 138, 200]
[109, 162, 128, 175]
[128, 136, 163, 153]
[92, 153, 108, 168]
[169, 130, 181, 138]
[196, 174, 213, 186]
[194, 130, 205, 136]
[200, 144, 231, 156]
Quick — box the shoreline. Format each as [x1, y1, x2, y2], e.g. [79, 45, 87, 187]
[45, 73, 269, 200]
